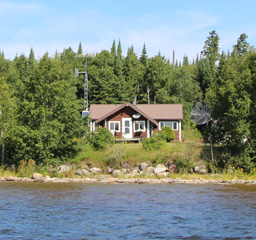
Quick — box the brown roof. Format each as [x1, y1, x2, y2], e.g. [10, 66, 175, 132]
[90, 103, 183, 123]
[137, 104, 183, 120]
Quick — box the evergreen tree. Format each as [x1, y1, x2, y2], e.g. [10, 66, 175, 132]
[233, 33, 249, 57]
[77, 42, 83, 55]
[201, 30, 220, 64]
[111, 39, 116, 57]
[140, 43, 148, 66]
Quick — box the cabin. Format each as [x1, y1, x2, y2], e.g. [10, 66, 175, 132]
[89, 102, 183, 142]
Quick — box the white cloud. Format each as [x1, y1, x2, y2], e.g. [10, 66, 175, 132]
[0, 1, 42, 14]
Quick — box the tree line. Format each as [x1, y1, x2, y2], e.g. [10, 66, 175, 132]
[0, 31, 255, 172]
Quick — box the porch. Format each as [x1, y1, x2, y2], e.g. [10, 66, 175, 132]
[115, 138, 142, 143]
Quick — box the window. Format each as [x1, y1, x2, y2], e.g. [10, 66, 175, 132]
[159, 121, 178, 130]
[133, 121, 145, 132]
[109, 121, 120, 132]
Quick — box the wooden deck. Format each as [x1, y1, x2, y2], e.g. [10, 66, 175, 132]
[115, 138, 142, 143]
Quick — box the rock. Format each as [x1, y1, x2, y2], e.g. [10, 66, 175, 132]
[194, 162, 208, 174]
[98, 175, 111, 180]
[156, 172, 170, 178]
[199, 169, 208, 174]
[107, 166, 114, 174]
[89, 167, 102, 175]
[154, 164, 167, 174]
[139, 163, 149, 172]
[131, 169, 140, 174]
[112, 170, 122, 177]
[5, 176, 19, 181]
[126, 169, 141, 177]
[122, 163, 130, 169]
[194, 166, 201, 172]
[81, 169, 91, 176]
[168, 163, 178, 173]
[58, 165, 72, 173]
[75, 170, 83, 176]
[9, 164, 16, 172]
[121, 168, 129, 174]
[32, 173, 43, 179]
[146, 166, 155, 174]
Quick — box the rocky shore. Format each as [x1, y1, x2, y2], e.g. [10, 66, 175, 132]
[1, 162, 255, 185]
[1, 175, 256, 185]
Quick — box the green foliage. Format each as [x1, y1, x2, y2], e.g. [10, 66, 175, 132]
[173, 154, 194, 173]
[1, 35, 256, 174]
[17, 159, 36, 178]
[160, 126, 175, 142]
[89, 127, 115, 150]
[142, 132, 166, 151]
[182, 124, 202, 143]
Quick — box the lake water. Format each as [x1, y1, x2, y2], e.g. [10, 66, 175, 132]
[0, 182, 255, 240]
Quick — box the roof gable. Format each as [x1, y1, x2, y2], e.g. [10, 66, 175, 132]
[94, 102, 158, 125]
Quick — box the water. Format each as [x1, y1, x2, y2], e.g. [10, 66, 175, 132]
[0, 182, 255, 240]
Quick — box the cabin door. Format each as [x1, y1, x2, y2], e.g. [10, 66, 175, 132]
[122, 118, 132, 139]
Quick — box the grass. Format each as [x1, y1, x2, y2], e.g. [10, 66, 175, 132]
[1, 139, 256, 181]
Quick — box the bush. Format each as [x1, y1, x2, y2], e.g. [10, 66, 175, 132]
[89, 127, 115, 150]
[17, 159, 36, 178]
[142, 132, 166, 151]
[173, 154, 194, 173]
[161, 126, 175, 142]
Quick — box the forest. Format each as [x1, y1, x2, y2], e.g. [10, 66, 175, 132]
[0, 30, 256, 173]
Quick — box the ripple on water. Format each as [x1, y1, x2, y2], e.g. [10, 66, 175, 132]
[0, 182, 255, 239]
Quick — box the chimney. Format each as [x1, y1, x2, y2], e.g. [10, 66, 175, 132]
[133, 96, 137, 107]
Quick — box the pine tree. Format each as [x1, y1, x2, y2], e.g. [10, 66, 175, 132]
[140, 43, 148, 66]
[233, 33, 249, 57]
[201, 30, 220, 64]
[77, 42, 83, 55]
[111, 39, 116, 57]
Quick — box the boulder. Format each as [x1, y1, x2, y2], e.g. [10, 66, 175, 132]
[5, 176, 19, 181]
[146, 166, 155, 174]
[112, 170, 122, 177]
[58, 165, 72, 173]
[9, 164, 16, 172]
[81, 169, 91, 176]
[32, 173, 43, 179]
[121, 168, 129, 174]
[154, 164, 167, 174]
[194, 162, 208, 174]
[199, 169, 208, 174]
[107, 166, 114, 174]
[139, 163, 149, 172]
[167, 163, 178, 173]
[89, 167, 102, 175]
[75, 170, 83, 176]
[127, 169, 141, 177]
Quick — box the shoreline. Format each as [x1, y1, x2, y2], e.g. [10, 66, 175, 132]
[1, 176, 256, 185]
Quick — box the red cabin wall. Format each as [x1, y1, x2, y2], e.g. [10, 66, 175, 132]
[95, 106, 181, 141]
[105, 106, 148, 139]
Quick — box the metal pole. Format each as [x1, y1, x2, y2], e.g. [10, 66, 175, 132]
[84, 56, 88, 111]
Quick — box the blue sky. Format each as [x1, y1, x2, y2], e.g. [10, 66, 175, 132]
[0, 0, 256, 62]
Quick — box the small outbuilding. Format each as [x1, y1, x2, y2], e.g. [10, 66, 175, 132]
[89, 102, 183, 142]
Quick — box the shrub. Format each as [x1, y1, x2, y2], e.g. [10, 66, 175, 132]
[173, 154, 194, 173]
[17, 159, 36, 178]
[142, 132, 166, 151]
[161, 126, 175, 142]
[89, 127, 115, 150]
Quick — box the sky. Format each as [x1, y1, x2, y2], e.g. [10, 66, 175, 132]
[0, 0, 256, 62]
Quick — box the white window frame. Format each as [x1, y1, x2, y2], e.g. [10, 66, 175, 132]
[109, 121, 121, 132]
[133, 120, 146, 132]
[159, 121, 178, 130]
